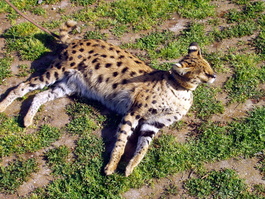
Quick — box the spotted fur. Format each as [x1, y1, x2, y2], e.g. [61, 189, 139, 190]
[0, 21, 216, 176]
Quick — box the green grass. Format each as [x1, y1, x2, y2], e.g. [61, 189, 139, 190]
[0, 56, 13, 84]
[0, 114, 61, 157]
[0, 158, 38, 194]
[184, 169, 253, 198]
[224, 53, 265, 103]
[3, 22, 54, 61]
[192, 85, 224, 120]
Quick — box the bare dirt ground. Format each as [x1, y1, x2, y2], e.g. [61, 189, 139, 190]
[0, 0, 264, 198]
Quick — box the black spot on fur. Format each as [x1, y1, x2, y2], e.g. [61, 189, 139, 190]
[139, 70, 144, 73]
[122, 120, 132, 126]
[112, 83, 118, 89]
[148, 108, 157, 114]
[109, 47, 114, 51]
[152, 100, 157, 104]
[113, 72, 119, 77]
[93, 53, 99, 56]
[92, 58, 98, 63]
[101, 54, 107, 58]
[141, 130, 155, 137]
[106, 77, 110, 83]
[29, 83, 36, 87]
[130, 71, 136, 77]
[110, 56, 115, 59]
[39, 75, 44, 82]
[88, 50, 94, 54]
[130, 112, 135, 116]
[86, 42, 91, 46]
[95, 63, 101, 70]
[101, 45, 106, 49]
[135, 60, 142, 64]
[72, 50, 77, 54]
[135, 115, 141, 119]
[105, 63, 112, 68]
[54, 72, 59, 80]
[121, 79, 128, 84]
[117, 62, 122, 67]
[116, 50, 121, 53]
[79, 48, 84, 52]
[119, 55, 125, 59]
[78, 55, 82, 59]
[69, 56, 73, 61]
[70, 62, 76, 67]
[97, 75, 103, 84]
[46, 72, 50, 80]
[92, 44, 100, 47]
[153, 122, 165, 129]
[122, 67, 128, 73]
[55, 63, 62, 69]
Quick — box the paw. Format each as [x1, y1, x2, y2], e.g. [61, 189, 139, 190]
[104, 164, 116, 176]
[23, 115, 33, 127]
[125, 161, 136, 177]
[125, 166, 133, 177]
[0, 102, 7, 112]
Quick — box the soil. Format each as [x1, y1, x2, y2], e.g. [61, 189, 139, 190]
[0, 1, 264, 198]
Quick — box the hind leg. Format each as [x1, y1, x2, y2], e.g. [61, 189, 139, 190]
[24, 82, 74, 127]
[125, 122, 160, 176]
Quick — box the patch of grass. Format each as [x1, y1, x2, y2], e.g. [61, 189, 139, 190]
[160, 183, 178, 199]
[84, 30, 108, 40]
[253, 30, 265, 56]
[184, 169, 247, 198]
[125, 23, 213, 60]
[71, 0, 96, 6]
[224, 53, 265, 103]
[177, 0, 215, 19]
[225, 2, 265, 23]
[192, 85, 224, 120]
[30, 7, 46, 16]
[0, 114, 61, 157]
[0, 158, 38, 194]
[66, 101, 106, 135]
[212, 20, 257, 41]
[4, 22, 53, 60]
[0, 56, 13, 84]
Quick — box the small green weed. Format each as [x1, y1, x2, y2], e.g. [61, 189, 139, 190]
[0, 114, 61, 157]
[160, 183, 178, 198]
[253, 30, 265, 56]
[4, 23, 53, 60]
[212, 20, 257, 41]
[66, 101, 106, 135]
[225, 2, 265, 23]
[192, 85, 224, 120]
[71, 0, 96, 6]
[84, 30, 108, 40]
[0, 56, 13, 84]
[30, 7, 46, 16]
[184, 169, 247, 198]
[0, 158, 38, 194]
[224, 53, 265, 103]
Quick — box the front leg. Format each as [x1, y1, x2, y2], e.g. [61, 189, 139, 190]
[104, 113, 140, 175]
[125, 122, 160, 176]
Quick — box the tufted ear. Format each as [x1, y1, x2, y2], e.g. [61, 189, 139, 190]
[188, 42, 202, 57]
[172, 62, 191, 76]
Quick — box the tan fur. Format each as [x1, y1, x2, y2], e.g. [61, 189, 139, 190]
[0, 21, 216, 176]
